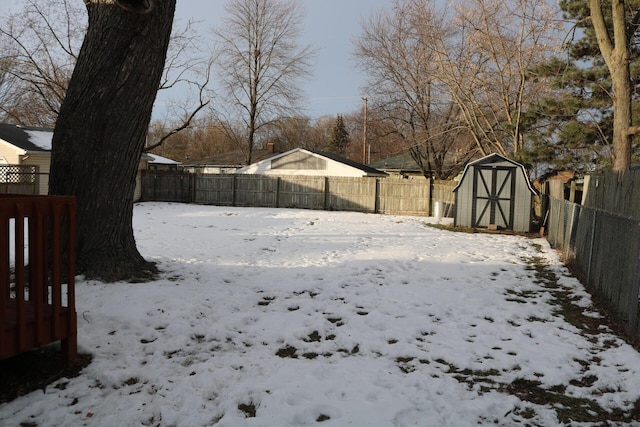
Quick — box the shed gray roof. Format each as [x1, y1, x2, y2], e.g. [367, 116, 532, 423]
[453, 153, 535, 194]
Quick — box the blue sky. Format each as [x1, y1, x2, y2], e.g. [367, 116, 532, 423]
[175, 0, 393, 119]
[0, 0, 393, 119]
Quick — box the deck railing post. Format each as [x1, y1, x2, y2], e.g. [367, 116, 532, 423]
[0, 195, 77, 366]
[0, 212, 7, 359]
[15, 203, 26, 353]
[63, 198, 77, 366]
[31, 203, 45, 345]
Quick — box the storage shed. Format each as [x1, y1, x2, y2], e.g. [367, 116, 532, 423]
[453, 153, 535, 232]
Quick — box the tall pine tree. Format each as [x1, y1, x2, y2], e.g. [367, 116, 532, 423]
[520, 0, 640, 174]
[328, 114, 350, 156]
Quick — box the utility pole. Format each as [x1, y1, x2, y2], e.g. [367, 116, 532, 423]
[362, 97, 368, 164]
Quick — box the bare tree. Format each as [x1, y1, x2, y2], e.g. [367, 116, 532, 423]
[144, 55, 213, 152]
[143, 19, 213, 152]
[354, 0, 475, 179]
[263, 116, 316, 152]
[0, 0, 210, 141]
[211, 0, 315, 165]
[429, 0, 562, 157]
[355, 0, 562, 174]
[49, 0, 175, 281]
[590, 0, 640, 171]
[0, 0, 83, 125]
[147, 117, 237, 161]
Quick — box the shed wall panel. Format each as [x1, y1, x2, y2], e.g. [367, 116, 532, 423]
[454, 169, 475, 227]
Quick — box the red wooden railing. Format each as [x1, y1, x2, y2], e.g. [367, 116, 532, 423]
[0, 195, 77, 366]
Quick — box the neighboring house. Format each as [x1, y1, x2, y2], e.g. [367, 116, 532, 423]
[0, 122, 176, 198]
[537, 171, 582, 203]
[0, 123, 53, 195]
[144, 153, 181, 171]
[181, 142, 282, 174]
[236, 148, 388, 177]
[371, 151, 475, 180]
[369, 152, 423, 177]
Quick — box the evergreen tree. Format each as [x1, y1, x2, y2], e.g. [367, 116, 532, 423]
[328, 115, 350, 155]
[521, 0, 640, 174]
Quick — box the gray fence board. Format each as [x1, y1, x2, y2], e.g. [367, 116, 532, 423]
[326, 177, 377, 213]
[277, 176, 326, 210]
[234, 175, 278, 207]
[548, 198, 640, 339]
[142, 172, 192, 202]
[583, 171, 640, 219]
[377, 178, 431, 216]
[194, 174, 235, 205]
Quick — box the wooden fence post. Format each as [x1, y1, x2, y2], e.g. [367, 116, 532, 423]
[587, 210, 597, 285]
[324, 177, 329, 211]
[189, 173, 195, 203]
[374, 178, 381, 213]
[232, 175, 237, 207]
[152, 173, 157, 201]
[565, 203, 576, 260]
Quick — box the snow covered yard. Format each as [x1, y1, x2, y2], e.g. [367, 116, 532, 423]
[2, 202, 640, 426]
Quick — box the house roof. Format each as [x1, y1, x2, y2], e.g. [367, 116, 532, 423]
[308, 149, 388, 176]
[0, 123, 180, 166]
[146, 153, 181, 165]
[369, 152, 422, 172]
[0, 123, 53, 153]
[182, 147, 282, 167]
[236, 148, 388, 177]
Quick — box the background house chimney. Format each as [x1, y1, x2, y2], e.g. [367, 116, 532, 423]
[266, 142, 275, 154]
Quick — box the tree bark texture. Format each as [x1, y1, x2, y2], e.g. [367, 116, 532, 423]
[50, 0, 175, 281]
[591, 0, 633, 171]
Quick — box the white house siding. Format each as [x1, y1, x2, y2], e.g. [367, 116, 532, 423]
[0, 140, 23, 164]
[237, 150, 368, 177]
[22, 153, 50, 195]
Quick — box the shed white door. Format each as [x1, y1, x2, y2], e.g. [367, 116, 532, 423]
[471, 166, 515, 229]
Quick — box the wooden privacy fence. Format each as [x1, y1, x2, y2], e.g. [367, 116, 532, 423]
[547, 197, 640, 339]
[582, 171, 640, 220]
[0, 195, 77, 365]
[0, 165, 39, 195]
[141, 171, 457, 217]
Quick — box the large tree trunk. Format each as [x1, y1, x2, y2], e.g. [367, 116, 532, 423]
[591, 0, 634, 172]
[611, 55, 633, 172]
[49, 0, 175, 281]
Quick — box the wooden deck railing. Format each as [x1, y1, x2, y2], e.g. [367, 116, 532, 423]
[0, 195, 77, 365]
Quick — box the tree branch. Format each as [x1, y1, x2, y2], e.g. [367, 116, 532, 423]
[625, 125, 640, 137]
